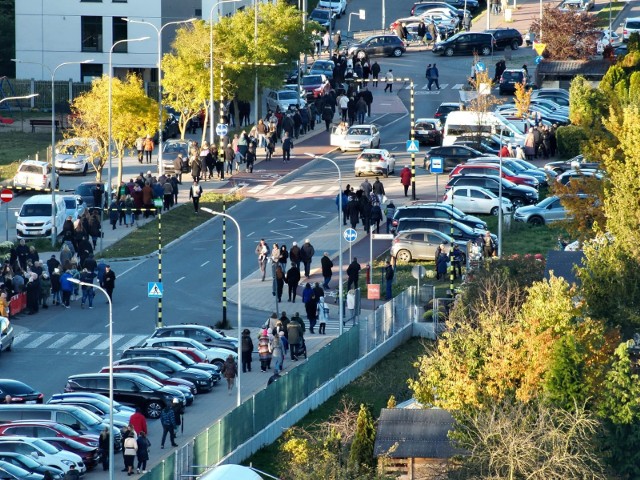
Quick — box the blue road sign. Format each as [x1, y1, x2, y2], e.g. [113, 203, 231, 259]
[476, 61, 486, 72]
[430, 156, 444, 174]
[344, 228, 358, 243]
[406, 140, 420, 153]
[535, 55, 543, 65]
[148, 282, 163, 298]
[215, 123, 228, 136]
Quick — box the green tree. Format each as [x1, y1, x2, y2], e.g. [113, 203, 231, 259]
[544, 334, 590, 410]
[569, 75, 610, 129]
[349, 404, 376, 473]
[69, 75, 157, 184]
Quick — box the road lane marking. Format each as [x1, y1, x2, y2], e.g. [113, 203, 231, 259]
[175, 276, 185, 283]
[268, 218, 275, 223]
[200, 261, 210, 267]
[452, 84, 464, 89]
[391, 146, 398, 150]
[23, 333, 55, 349]
[12, 333, 32, 347]
[48, 334, 76, 349]
[94, 334, 124, 350]
[118, 335, 148, 351]
[308, 185, 324, 193]
[247, 231, 255, 237]
[130, 305, 139, 311]
[247, 185, 267, 193]
[71, 334, 101, 350]
[289, 205, 297, 210]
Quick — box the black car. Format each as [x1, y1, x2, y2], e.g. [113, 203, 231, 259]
[0, 380, 44, 404]
[433, 31, 495, 56]
[309, 8, 336, 29]
[499, 68, 526, 95]
[411, 1, 468, 18]
[544, 154, 600, 174]
[447, 0, 480, 10]
[446, 174, 538, 207]
[434, 102, 460, 123]
[485, 28, 523, 50]
[413, 118, 442, 146]
[113, 357, 215, 393]
[392, 204, 487, 231]
[149, 324, 237, 351]
[0, 454, 63, 479]
[73, 181, 107, 210]
[120, 347, 221, 379]
[0, 460, 44, 480]
[453, 136, 500, 155]
[65, 373, 184, 419]
[347, 35, 406, 59]
[424, 145, 487, 171]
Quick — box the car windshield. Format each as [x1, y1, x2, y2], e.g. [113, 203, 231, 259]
[64, 199, 76, 209]
[32, 439, 59, 454]
[348, 127, 371, 136]
[74, 185, 96, 196]
[536, 196, 558, 208]
[0, 461, 32, 477]
[358, 154, 383, 162]
[14, 454, 41, 468]
[44, 437, 86, 450]
[312, 9, 330, 19]
[278, 91, 298, 100]
[72, 408, 102, 426]
[19, 204, 52, 217]
[415, 122, 436, 130]
[51, 423, 81, 436]
[503, 71, 523, 81]
[134, 376, 163, 390]
[311, 62, 331, 71]
[146, 368, 169, 380]
[57, 144, 81, 155]
[302, 76, 323, 86]
[163, 142, 188, 154]
[627, 20, 640, 29]
[18, 164, 44, 174]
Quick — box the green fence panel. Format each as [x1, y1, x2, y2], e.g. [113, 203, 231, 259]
[252, 387, 275, 432]
[220, 401, 254, 455]
[140, 454, 176, 480]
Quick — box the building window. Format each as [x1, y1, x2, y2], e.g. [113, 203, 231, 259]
[195, 9, 202, 17]
[80, 63, 103, 83]
[81, 16, 103, 52]
[112, 17, 128, 52]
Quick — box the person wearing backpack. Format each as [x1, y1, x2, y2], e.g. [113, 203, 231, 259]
[282, 132, 294, 162]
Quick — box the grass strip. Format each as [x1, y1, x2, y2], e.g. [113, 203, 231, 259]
[97, 191, 242, 259]
[596, 1, 624, 27]
[0, 131, 58, 182]
[244, 336, 426, 474]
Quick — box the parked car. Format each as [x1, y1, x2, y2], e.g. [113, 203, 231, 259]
[390, 229, 466, 262]
[318, 0, 347, 16]
[149, 324, 238, 351]
[0, 459, 48, 480]
[73, 181, 107, 210]
[397, 217, 491, 243]
[53, 138, 99, 176]
[140, 337, 237, 370]
[64, 373, 185, 419]
[113, 357, 215, 393]
[347, 35, 406, 59]
[301, 74, 331, 100]
[433, 31, 495, 56]
[466, 157, 548, 186]
[450, 163, 539, 189]
[15, 195, 67, 240]
[544, 154, 600, 174]
[330, 124, 381, 152]
[485, 28, 523, 50]
[308, 8, 336, 29]
[0, 318, 14, 356]
[530, 88, 569, 106]
[446, 0, 479, 10]
[453, 135, 501, 155]
[309, 60, 335, 79]
[0, 437, 84, 475]
[413, 118, 442, 146]
[265, 89, 306, 112]
[556, 169, 604, 186]
[37, 437, 100, 471]
[499, 68, 527, 95]
[0, 380, 43, 404]
[354, 149, 395, 177]
[390, 17, 455, 41]
[61, 195, 85, 222]
[411, 1, 468, 19]
[152, 111, 179, 144]
[47, 393, 136, 425]
[442, 186, 513, 215]
[445, 174, 538, 207]
[423, 145, 486, 171]
[0, 421, 98, 449]
[392, 203, 487, 231]
[12, 160, 56, 192]
[0, 453, 64, 479]
[513, 195, 573, 225]
[99, 364, 197, 395]
[558, 0, 594, 12]
[434, 102, 460, 122]
[120, 348, 223, 379]
[161, 139, 192, 174]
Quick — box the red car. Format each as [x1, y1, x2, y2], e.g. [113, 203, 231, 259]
[99, 365, 197, 395]
[449, 163, 539, 188]
[0, 421, 99, 449]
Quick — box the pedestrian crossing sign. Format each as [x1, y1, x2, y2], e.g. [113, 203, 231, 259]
[406, 140, 420, 153]
[148, 282, 163, 298]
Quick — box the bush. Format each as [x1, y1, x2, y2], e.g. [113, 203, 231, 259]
[628, 32, 640, 53]
[556, 125, 588, 157]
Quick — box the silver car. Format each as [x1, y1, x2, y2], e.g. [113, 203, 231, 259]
[265, 89, 306, 112]
[513, 195, 569, 225]
[0, 317, 13, 355]
[390, 228, 465, 262]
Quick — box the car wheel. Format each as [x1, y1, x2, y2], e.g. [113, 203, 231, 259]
[512, 198, 525, 208]
[82, 164, 88, 176]
[396, 249, 412, 263]
[211, 358, 224, 371]
[528, 216, 545, 226]
[511, 40, 520, 50]
[481, 46, 491, 56]
[490, 206, 500, 216]
[444, 47, 454, 57]
[356, 50, 367, 60]
[146, 401, 163, 419]
[392, 47, 403, 57]
[5, 339, 12, 352]
[356, 171, 361, 176]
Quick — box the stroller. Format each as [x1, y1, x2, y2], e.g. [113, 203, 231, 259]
[292, 337, 308, 359]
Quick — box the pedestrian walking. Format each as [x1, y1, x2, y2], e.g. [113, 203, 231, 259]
[255, 239, 269, 281]
[427, 21, 437, 47]
[346, 258, 361, 291]
[286, 262, 301, 303]
[300, 239, 315, 278]
[257, 329, 271, 372]
[321, 252, 333, 290]
[221, 354, 238, 394]
[371, 61, 381, 87]
[385, 200, 396, 234]
[287, 316, 302, 360]
[428, 63, 440, 90]
[289, 241, 301, 270]
[241, 329, 253, 373]
[317, 296, 329, 334]
[129, 408, 147, 436]
[385, 261, 394, 299]
[384, 69, 394, 93]
[98, 427, 110, 471]
[303, 283, 318, 333]
[123, 431, 138, 475]
[103, 265, 116, 301]
[159, 404, 178, 449]
[143, 135, 154, 164]
[135, 137, 144, 163]
[136, 431, 150, 474]
[189, 180, 203, 213]
[400, 165, 412, 196]
[270, 330, 284, 373]
[282, 132, 293, 162]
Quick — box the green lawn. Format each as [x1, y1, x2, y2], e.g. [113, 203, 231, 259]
[97, 192, 241, 258]
[244, 337, 427, 475]
[0, 131, 58, 182]
[596, 2, 624, 28]
[484, 214, 562, 256]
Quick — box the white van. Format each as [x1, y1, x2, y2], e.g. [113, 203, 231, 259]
[199, 464, 263, 480]
[443, 111, 526, 147]
[15, 194, 66, 239]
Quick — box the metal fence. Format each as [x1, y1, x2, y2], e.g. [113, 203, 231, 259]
[140, 287, 421, 479]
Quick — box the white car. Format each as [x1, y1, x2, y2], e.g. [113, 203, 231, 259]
[265, 89, 306, 113]
[420, 10, 460, 29]
[331, 124, 381, 152]
[53, 138, 99, 176]
[141, 337, 238, 369]
[318, 0, 346, 16]
[0, 437, 84, 474]
[597, 29, 622, 52]
[61, 195, 86, 221]
[12, 160, 56, 191]
[354, 149, 396, 177]
[442, 186, 513, 215]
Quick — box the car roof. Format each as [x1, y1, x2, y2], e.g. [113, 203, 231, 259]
[359, 148, 389, 154]
[19, 159, 48, 166]
[415, 117, 440, 123]
[626, 17, 640, 21]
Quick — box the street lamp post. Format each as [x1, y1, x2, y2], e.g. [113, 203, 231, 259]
[108, 36, 149, 206]
[209, 0, 241, 147]
[11, 59, 93, 246]
[67, 278, 114, 480]
[123, 18, 196, 176]
[305, 153, 344, 335]
[201, 207, 242, 407]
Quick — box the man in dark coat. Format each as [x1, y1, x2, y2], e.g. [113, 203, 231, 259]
[321, 252, 333, 290]
[347, 196, 360, 229]
[103, 265, 116, 300]
[289, 242, 301, 270]
[371, 61, 381, 87]
[346, 258, 361, 291]
[300, 239, 315, 278]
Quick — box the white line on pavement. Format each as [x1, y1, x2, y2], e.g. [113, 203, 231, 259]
[94, 334, 124, 350]
[130, 305, 139, 311]
[71, 334, 101, 350]
[289, 205, 297, 210]
[200, 261, 210, 267]
[247, 231, 255, 237]
[175, 277, 185, 283]
[268, 218, 275, 223]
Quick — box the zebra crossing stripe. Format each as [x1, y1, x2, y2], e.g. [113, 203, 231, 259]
[12, 333, 33, 347]
[452, 84, 464, 89]
[247, 185, 267, 193]
[23, 333, 55, 349]
[118, 335, 149, 351]
[94, 334, 124, 350]
[307, 185, 325, 193]
[71, 334, 102, 350]
[287, 186, 304, 195]
[48, 334, 76, 349]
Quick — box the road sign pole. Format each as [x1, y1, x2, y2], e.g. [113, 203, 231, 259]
[410, 80, 416, 200]
[5, 203, 8, 241]
[436, 174, 439, 203]
[157, 208, 163, 328]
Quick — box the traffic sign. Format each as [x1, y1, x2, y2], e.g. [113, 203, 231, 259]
[148, 282, 163, 298]
[412, 265, 426, 280]
[216, 123, 229, 136]
[0, 189, 13, 203]
[535, 55, 543, 65]
[533, 42, 546, 55]
[371, 233, 394, 240]
[406, 140, 420, 153]
[430, 156, 444, 174]
[367, 284, 380, 300]
[344, 228, 358, 243]
[476, 61, 486, 72]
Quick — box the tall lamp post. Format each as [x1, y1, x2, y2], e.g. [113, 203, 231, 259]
[201, 207, 242, 407]
[11, 59, 93, 246]
[305, 153, 344, 335]
[67, 278, 114, 480]
[108, 36, 149, 205]
[123, 18, 196, 176]
[209, 0, 241, 146]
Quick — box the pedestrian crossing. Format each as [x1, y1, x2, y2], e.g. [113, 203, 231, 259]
[245, 183, 338, 198]
[13, 331, 149, 355]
